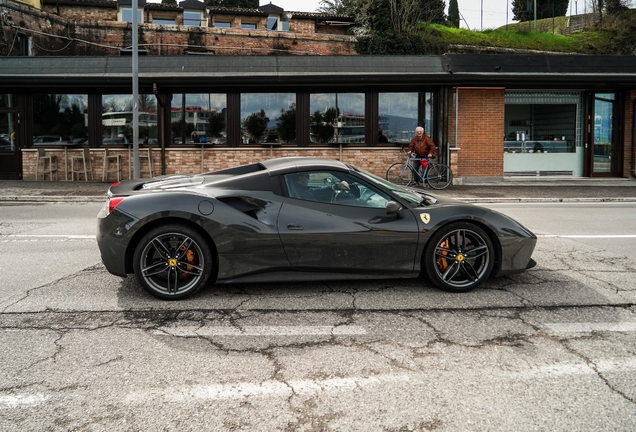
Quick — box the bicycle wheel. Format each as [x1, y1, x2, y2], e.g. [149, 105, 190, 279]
[386, 163, 413, 186]
[426, 163, 453, 190]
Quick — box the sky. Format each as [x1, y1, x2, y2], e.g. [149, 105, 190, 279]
[259, 0, 586, 31]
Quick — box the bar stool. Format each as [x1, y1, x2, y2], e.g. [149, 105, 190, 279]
[71, 148, 93, 181]
[103, 148, 122, 182]
[139, 148, 154, 178]
[36, 148, 58, 181]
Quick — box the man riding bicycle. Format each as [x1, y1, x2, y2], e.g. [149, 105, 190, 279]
[408, 126, 437, 185]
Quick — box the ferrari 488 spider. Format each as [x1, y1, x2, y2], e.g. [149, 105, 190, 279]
[97, 157, 536, 300]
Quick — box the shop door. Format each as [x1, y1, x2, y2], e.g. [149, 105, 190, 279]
[587, 93, 622, 177]
[0, 109, 20, 180]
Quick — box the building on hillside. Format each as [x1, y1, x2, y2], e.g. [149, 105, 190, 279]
[1, 0, 356, 56]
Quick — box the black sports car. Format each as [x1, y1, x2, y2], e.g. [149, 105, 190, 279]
[97, 157, 537, 300]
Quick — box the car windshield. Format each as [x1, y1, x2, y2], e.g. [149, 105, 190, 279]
[347, 164, 436, 205]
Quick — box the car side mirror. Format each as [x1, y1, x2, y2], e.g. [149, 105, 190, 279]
[386, 201, 402, 215]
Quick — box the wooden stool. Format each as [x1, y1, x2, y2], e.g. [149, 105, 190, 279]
[36, 148, 58, 181]
[71, 148, 93, 181]
[102, 148, 122, 182]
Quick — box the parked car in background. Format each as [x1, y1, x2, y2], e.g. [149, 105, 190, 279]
[33, 135, 73, 146]
[0, 135, 14, 151]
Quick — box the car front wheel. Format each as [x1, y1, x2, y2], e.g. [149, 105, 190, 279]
[133, 224, 213, 300]
[423, 222, 494, 292]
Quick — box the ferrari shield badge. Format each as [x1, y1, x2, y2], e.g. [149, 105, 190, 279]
[420, 213, 431, 224]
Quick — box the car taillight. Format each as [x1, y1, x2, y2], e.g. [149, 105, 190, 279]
[108, 197, 125, 214]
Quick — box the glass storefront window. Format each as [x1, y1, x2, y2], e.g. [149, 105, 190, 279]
[378, 92, 433, 145]
[172, 94, 226, 145]
[1, 112, 17, 151]
[593, 93, 615, 173]
[0, 94, 16, 108]
[309, 93, 365, 144]
[504, 91, 584, 177]
[504, 104, 577, 154]
[102, 94, 157, 146]
[241, 93, 295, 144]
[33, 94, 88, 146]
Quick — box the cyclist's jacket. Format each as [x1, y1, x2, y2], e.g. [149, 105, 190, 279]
[408, 134, 437, 157]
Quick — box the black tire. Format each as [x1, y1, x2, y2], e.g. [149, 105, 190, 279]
[133, 224, 214, 300]
[386, 163, 413, 186]
[423, 222, 494, 292]
[426, 164, 453, 190]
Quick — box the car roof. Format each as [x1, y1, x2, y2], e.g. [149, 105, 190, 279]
[260, 157, 349, 175]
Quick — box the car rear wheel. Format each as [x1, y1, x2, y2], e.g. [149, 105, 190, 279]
[423, 222, 494, 292]
[133, 224, 213, 300]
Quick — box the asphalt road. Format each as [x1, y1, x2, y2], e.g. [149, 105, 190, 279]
[0, 201, 635, 431]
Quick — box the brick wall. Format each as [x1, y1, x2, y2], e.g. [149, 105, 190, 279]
[448, 88, 505, 178]
[23, 147, 404, 181]
[42, 5, 117, 21]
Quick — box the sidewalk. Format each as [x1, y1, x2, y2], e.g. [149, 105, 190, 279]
[1, 178, 635, 203]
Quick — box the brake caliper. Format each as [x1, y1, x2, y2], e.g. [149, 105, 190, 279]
[437, 239, 449, 272]
[180, 246, 196, 279]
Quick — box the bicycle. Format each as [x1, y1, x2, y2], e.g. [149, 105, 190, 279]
[386, 148, 453, 190]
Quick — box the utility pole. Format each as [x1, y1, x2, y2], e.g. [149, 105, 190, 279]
[132, 0, 139, 179]
[534, 0, 537, 30]
[481, 0, 483, 31]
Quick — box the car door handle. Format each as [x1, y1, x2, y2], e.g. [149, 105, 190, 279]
[287, 223, 304, 230]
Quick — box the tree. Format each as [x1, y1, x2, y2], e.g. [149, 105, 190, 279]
[243, 109, 269, 142]
[207, 110, 226, 138]
[276, 104, 296, 144]
[318, 0, 359, 15]
[605, 0, 630, 14]
[354, 0, 447, 54]
[161, 0, 177, 6]
[102, 99, 119, 113]
[310, 107, 338, 143]
[138, 94, 157, 113]
[448, 0, 460, 28]
[512, 0, 569, 22]
[33, 94, 64, 136]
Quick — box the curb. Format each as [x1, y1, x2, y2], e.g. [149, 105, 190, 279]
[0, 196, 106, 203]
[2, 196, 636, 204]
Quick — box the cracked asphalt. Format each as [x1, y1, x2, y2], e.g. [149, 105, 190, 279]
[1, 198, 635, 431]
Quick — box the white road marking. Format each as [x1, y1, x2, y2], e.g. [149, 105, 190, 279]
[154, 325, 368, 337]
[124, 357, 636, 404]
[2, 234, 95, 239]
[124, 374, 412, 404]
[538, 234, 636, 239]
[5, 357, 636, 408]
[0, 394, 50, 408]
[544, 322, 636, 333]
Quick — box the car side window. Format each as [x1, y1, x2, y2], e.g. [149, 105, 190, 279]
[284, 171, 390, 208]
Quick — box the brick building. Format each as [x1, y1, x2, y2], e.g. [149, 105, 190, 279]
[0, 0, 635, 182]
[1, 0, 356, 56]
